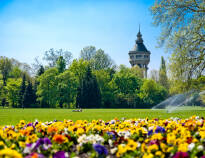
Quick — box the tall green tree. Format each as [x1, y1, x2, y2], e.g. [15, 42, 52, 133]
[151, 0, 205, 89]
[36, 68, 58, 108]
[69, 59, 90, 83]
[76, 66, 101, 108]
[23, 81, 36, 108]
[94, 70, 115, 108]
[6, 78, 21, 107]
[18, 74, 26, 107]
[159, 56, 169, 89]
[56, 70, 78, 108]
[0, 57, 12, 86]
[56, 56, 66, 73]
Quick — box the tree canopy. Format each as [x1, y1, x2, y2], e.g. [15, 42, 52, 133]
[151, 0, 205, 91]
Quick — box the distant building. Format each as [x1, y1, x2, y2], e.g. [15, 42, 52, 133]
[128, 28, 150, 78]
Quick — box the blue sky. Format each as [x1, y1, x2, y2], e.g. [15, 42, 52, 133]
[0, 0, 169, 72]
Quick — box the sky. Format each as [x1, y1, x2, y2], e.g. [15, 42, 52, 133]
[0, 0, 169, 72]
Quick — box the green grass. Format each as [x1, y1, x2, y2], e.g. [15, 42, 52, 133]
[0, 107, 205, 125]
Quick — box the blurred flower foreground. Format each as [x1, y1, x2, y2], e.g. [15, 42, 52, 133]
[0, 116, 205, 158]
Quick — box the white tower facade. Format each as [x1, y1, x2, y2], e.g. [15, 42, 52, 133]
[128, 29, 150, 78]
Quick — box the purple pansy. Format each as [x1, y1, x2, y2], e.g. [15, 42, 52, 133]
[148, 130, 153, 136]
[107, 131, 116, 140]
[34, 137, 52, 150]
[93, 144, 108, 155]
[173, 152, 189, 158]
[53, 151, 66, 158]
[155, 126, 165, 133]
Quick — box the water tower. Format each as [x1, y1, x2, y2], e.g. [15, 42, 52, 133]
[128, 28, 150, 78]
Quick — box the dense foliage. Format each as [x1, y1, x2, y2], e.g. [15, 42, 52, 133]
[151, 0, 205, 93]
[0, 46, 169, 108]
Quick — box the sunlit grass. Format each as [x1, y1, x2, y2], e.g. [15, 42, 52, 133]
[0, 107, 205, 125]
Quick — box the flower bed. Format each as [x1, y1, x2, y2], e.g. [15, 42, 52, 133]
[0, 116, 205, 158]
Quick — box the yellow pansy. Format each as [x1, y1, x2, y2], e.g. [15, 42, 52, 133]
[178, 143, 188, 152]
[0, 148, 22, 158]
[143, 153, 154, 158]
[126, 139, 138, 151]
[147, 144, 159, 153]
[76, 127, 85, 135]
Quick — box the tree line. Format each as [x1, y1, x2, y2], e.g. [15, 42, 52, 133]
[0, 46, 169, 109]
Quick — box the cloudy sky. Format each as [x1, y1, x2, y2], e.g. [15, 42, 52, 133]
[0, 0, 169, 72]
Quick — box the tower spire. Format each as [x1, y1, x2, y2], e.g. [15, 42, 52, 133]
[136, 24, 143, 43]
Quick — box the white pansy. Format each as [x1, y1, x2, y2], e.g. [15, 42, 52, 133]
[77, 134, 104, 145]
[110, 120, 116, 124]
[148, 126, 154, 131]
[197, 145, 204, 151]
[110, 147, 118, 154]
[188, 143, 195, 151]
[65, 152, 69, 158]
[118, 131, 131, 139]
[108, 139, 113, 147]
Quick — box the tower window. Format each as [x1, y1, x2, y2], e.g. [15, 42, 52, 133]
[144, 55, 149, 58]
[136, 55, 142, 58]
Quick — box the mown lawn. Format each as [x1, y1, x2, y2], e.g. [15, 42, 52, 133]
[0, 107, 205, 125]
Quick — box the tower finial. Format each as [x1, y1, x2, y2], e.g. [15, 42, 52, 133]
[139, 24, 140, 33]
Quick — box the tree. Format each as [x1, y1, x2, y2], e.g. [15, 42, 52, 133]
[1, 98, 6, 108]
[10, 66, 22, 79]
[56, 56, 66, 73]
[80, 46, 115, 70]
[23, 81, 36, 108]
[56, 70, 78, 108]
[110, 65, 143, 108]
[69, 59, 90, 83]
[80, 46, 96, 61]
[18, 74, 26, 107]
[111, 65, 142, 94]
[138, 79, 168, 107]
[151, 0, 205, 88]
[36, 68, 58, 108]
[43, 48, 72, 67]
[76, 66, 101, 108]
[92, 49, 115, 70]
[0, 57, 12, 86]
[159, 56, 169, 89]
[94, 69, 115, 108]
[37, 65, 45, 77]
[6, 78, 21, 107]
[130, 65, 144, 78]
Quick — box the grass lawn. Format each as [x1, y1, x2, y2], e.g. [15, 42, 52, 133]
[0, 107, 205, 125]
